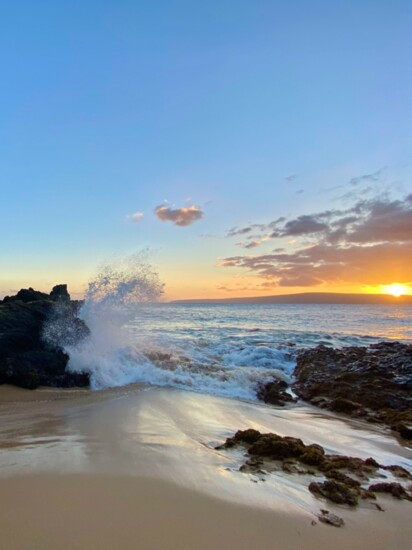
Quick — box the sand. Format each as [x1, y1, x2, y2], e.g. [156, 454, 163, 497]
[0, 474, 411, 550]
[0, 385, 411, 550]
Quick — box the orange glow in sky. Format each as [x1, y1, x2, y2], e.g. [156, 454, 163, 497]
[382, 283, 410, 298]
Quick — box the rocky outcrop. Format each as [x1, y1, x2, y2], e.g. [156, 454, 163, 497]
[292, 342, 412, 439]
[0, 285, 90, 389]
[216, 429, 412, 509]
[257, 342, 412, 440]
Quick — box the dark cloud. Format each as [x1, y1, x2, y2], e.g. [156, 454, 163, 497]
[154, 205, 203, 226]
[283, 215, 328, 236]
[219, 193, 412, 288]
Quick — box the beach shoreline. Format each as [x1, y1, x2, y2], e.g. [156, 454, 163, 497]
[0, 384, 411, 549]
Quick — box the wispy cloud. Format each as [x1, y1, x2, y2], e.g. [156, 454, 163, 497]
[219, 193, 412, 288]
[154, 205, 204, 227]
[127, 211, 144, 222]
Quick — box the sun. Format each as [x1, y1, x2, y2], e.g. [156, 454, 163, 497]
[383, 283, 409, 297]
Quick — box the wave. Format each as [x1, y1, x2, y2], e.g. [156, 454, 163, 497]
[64, 255, 295, 398]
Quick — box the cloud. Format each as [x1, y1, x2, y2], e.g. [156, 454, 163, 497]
[236, 240, 262, 249]
[128, 211, 144, 222]
[227, 226, 253, 237]
[154, 205, 204, 227]
[219, 193, 412, 288]
[282, 215, 328, 236]
[349, 168, 384, 186]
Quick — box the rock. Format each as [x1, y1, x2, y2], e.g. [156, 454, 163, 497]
[317, 510, 345, 527]
[382, 465, 412, 480]
[248, 434, 305, 460]
[0, 286, 90, 389]
[218, 429, 412, 509]
[394, 423, 412, 440]
[49, 284, 70, 302]
[365, 457, 380, 468]
[293, 342, 412, 439]
[2, 287, 49, 303]
[324, 470, 361, 488]
[368, 482, 412, 501]
[309, 480, 359, 506]
[329, 398, 362, 414]
[256, 379, 296, 406]
[300, 444, 325, 467]
[217, 429, 262, 449]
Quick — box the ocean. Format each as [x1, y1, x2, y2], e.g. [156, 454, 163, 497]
[65, 302, 412, 398]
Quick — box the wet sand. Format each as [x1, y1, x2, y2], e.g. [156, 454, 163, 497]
[0, 385, 411, 549]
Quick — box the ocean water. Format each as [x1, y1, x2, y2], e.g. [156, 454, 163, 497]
[66, 302, 412, 399]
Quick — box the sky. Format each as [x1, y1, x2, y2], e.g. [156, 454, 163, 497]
[1, 1, 411, 300]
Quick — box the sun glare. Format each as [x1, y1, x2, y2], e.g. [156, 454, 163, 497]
[383, 283, 409, 297]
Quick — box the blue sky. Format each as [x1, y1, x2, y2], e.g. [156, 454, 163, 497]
[1, 1, 411, 298]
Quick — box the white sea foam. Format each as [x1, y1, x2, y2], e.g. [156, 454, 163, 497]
[64, 255, 410, 399]
[65, 256, 296, 398]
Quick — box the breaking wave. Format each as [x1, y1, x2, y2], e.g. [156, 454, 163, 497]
[65, 255, 296, 399]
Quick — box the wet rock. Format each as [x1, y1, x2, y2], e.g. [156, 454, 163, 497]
[321, 454, 366, 473]
[368, 482, 412, 501]
[293, 342, 412, 440]
[256, 379, 296, 406]
[0, 286, 90, 389]
[329, 398, 363, 414]
[248, 434, 305, 460]
[364, 457, 380, 468]
[217, 429, 262, 449]
[324, 470, 361, 488]
[300, 444, 325, 467]
[218, 429, 412, 509]
[382, 465, 412, 480]
[317, 510, 345, 527]
[309, 480, 359, 506]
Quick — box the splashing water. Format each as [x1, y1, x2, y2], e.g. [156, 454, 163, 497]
[66, 255, 166, 389]
[64, 255, 295, 397]
[65, 257, 408, 400]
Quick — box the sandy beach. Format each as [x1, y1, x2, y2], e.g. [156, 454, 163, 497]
[1, 474, 411, 550]
[0, 384, 411, 549]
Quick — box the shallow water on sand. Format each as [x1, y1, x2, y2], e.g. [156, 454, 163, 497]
[0, 385, 410, 516]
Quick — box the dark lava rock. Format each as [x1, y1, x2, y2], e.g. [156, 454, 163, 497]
[368, 482, 412, 501]
[249, 435, 306, 460]
[309, 480, 359, 506]
[256, 379, 296, 406]
[2, 287, 49, 303]
[49, 284, 71, 302]
[293, 342, 412, 439]
[218, 429, 262, 449]
[0, 285, 90, 389]
[217, 429, 412, 508]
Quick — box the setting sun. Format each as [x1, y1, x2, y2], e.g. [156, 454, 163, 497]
[383, 283, 409, 297]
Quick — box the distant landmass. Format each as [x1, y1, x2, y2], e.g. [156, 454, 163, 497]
[172, 292, 412, 305]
